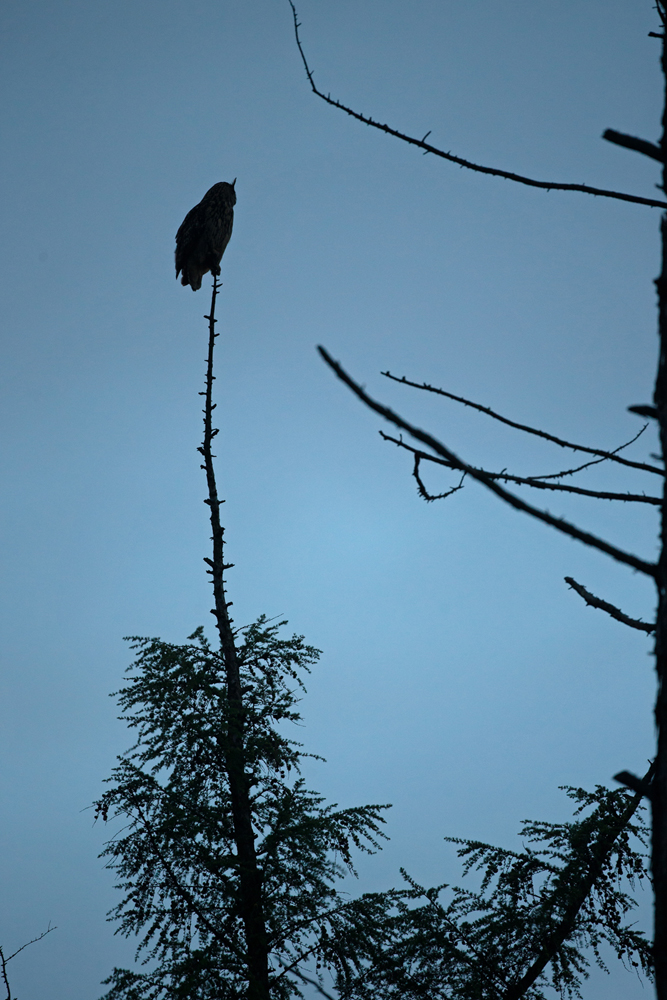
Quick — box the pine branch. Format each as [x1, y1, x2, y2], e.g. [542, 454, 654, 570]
[126, 794, 245, 961]
[502, 767, 655, 1000]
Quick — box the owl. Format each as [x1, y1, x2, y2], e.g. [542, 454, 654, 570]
[175, 180, 236, 291]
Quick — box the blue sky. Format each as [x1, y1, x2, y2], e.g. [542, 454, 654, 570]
[0, 1, 662, 996]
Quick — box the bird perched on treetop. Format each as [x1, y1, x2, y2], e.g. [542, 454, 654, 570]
[175, 180, 236, 291]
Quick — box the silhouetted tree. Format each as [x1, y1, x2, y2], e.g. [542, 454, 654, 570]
[288, 1, 667, 995]
[94, 276, 389, 1000]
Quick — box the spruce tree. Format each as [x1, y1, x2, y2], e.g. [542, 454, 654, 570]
[94, 275, 388, 1000]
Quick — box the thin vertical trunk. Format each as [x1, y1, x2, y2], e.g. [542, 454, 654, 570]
[653, 25, 667, 999]
[200, 278, 270, 1000]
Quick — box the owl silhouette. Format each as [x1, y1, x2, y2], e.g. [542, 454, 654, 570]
[175, 180, 236, 291]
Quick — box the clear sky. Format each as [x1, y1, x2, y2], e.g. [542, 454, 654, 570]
[0, 1, 662, 996]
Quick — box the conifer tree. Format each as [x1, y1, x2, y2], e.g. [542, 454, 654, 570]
[94, 276, 389, 1000]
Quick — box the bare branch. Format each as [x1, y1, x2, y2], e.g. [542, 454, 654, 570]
[514, 453, 644, 482]
[0, 948, 8, 1000]
[565, 576, 655, 634]
[288, 2, 667, 210]
[628, 404, 658, 418]
[383, 433, 661, 504]
[603, 129, 664, 163]
[318, 347, 657, 578]
[0, 926, 56, 1000]
[382, 372, 661, 476]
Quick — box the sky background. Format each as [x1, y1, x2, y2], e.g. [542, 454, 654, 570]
[0, 1, 662, 996]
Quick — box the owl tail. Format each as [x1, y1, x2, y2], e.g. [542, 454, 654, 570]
[180, 268, 203, 291]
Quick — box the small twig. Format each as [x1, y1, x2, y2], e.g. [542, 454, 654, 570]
[0, 926, 56, 1000]
[602, 129, 664, 163]
[318, 347, 657, 579]
[565, 577, 655, 634]
[381, 372, 660, 476]
[520, 453, 642, 481]
[413, 453, 466, 501]
[288, 2, 667, 210]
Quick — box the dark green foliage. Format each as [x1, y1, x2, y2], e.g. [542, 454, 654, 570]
[95, 618, 389, 1000]
[319, 784, 652, 1000]
[96, 615, 652, 1000]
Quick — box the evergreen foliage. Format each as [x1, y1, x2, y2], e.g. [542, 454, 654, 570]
[320, 784, 652, 1000]
[95, 617, 389, 1000]
[95, 616, 653, 1000]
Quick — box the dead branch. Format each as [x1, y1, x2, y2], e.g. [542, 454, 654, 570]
[565, 576, 655, 634]
[318, 346, 657, 578]
[628, 404, 659, 418]
[382, 434, 661, 504]
[0, 926, 56, 1000]
[603, 129, 664, 163]
[288, 2, 667, 210]
[382, 372, 661, 476]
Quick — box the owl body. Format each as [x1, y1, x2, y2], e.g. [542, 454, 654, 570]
[175, 181, 236, 291]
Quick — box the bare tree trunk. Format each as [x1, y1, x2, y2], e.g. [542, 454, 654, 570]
[200, 277, 270, 1000]
[652, 29, 667, 998]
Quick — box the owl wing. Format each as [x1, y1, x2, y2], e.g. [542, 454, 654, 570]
[175, 202, 204, 278]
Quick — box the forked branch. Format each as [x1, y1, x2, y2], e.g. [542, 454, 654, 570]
[318, 347, 657, 578]
[288, 2, 667, 210]
[384, 434, 661, 504]
[382, 372, 661, 476]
